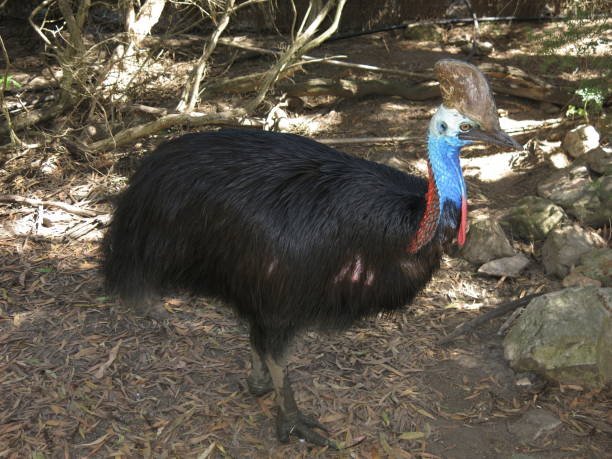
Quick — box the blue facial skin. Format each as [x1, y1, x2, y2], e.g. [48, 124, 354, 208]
[427, 106, 472, 231]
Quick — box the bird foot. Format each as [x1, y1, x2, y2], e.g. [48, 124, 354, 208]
[247, 373, 273, 397]
[277, 409, 337, 449]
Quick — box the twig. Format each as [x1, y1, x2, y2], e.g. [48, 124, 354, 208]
[0, 194, 104, 218]
[438, 294, 540, 345]
[216, 37, 430, 81]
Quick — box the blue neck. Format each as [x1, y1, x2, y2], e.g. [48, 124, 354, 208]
[427, 134, 466, 223]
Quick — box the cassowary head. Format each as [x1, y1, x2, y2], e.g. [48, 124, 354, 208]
[429, 59, 522, 151]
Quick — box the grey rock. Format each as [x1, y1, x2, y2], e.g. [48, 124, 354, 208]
[537, 165, 590, 208]
[562, 124, 600, 158]
[460, 218, 515, 264]
[541, 225, 603, 278]
[504, 196, 566, 240]
[583, 146, 612, 175]
[565, 175, 612, 228]
[508, 409, 562, 444]
[478, 254, 530, 277]
[562, 271, 602, 288]
[547, 151, 571, 169]
[572, 247, 612, 287]
[504, 287, 612, 388]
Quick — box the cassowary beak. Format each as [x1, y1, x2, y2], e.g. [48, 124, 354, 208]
[459, 126, 523, 150]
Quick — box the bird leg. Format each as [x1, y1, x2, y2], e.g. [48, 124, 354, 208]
[264, 356, 336, 448]
[246, 348, 273, 396]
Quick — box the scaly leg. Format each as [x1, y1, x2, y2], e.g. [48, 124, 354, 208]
[247, 347, 273, 396]
[264, 355, 336, 448]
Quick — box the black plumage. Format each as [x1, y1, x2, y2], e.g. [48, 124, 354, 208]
[102, 60, 520, 447]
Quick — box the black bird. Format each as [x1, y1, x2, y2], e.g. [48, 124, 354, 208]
[102, 60, 521, 447]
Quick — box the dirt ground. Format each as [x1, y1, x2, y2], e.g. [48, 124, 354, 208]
[1, 21, 611, 458]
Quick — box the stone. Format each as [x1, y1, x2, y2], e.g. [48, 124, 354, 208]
[503, 196, 566, 240]
[508, 409, 562, 444]
[537, 165, 590, 208]
[478, 254, 530, 278]
[548, 151, 571, 169]
[541, 225, 603, 278]
[504, 287, 612, 388]
[572, 248, 612, 287]
[565, 175, 612, 228]
[460, 218, 515, 264]
[403, 24, 442, 40]
[583, 146, 612, 175]
[562, 271, 602, 288]
[562, 124, 600, 158]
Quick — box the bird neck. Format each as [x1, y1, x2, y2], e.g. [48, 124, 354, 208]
[407, 134, 467, 253]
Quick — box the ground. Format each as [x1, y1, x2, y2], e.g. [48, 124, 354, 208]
[1, 21, 610, 458]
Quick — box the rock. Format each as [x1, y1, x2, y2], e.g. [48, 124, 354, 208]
[565, 175, 612, 228]
[571, 247, 612, 287]
[583, 146, 612, 175]
[548, 151, 571, 169]
[478, 254, 530, 277]
[503, 196, 566, 240]
[460, 218, 515, 264]
[541, 225, 604, 278]
[504, 287, 612, 388]
[460, 40, 494, 56]
[562, 271, 602, 288]
[537, 165, 590, 208]
[562, 124, 600, 158]
[508, 409, 562, 445]
[403, 24, 442, 40]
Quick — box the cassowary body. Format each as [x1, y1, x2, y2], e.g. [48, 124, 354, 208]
[102, 60, 520, 447]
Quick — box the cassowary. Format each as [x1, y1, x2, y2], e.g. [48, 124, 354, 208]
[102, 60, 521, 447]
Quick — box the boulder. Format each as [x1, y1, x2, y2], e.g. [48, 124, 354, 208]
[460, 218, 515, 264]
[541, 225, 603, 278]
[571, 247, 612, 287]
[504, 196, 566, 240]
[536, 165, 590, 208]
[562, 125, 600, 158]
[478, 254, 530, 278]
[565, 175, 612, 228]
[504, 287, 612, 389]
[583, 146, 612, 175]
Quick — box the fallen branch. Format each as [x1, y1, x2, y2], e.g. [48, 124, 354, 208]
[0, 194, 104, 218]
[282, 77, 439, 101]
[438, 293, 540, 345]
[216, 37, 430, 81]
[87, 109, 264, 151]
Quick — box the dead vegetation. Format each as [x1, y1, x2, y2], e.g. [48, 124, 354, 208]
[1, 1, 611, 457]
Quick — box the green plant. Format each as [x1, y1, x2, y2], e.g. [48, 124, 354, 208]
[566, 85, 605, 121]
[0, 75, 21, 89]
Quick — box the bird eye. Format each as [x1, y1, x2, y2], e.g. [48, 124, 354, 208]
[459, 122, 472, 132]
[439, 121, 447, 131]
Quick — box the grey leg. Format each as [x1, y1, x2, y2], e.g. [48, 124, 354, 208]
[264, 355, 336, 448]
[247, 348, 273, 396]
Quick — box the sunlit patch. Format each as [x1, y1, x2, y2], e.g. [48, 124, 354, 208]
[333, 255, 375, 286]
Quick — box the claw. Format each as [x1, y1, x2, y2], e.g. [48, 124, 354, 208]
[277, 410, 338, 449]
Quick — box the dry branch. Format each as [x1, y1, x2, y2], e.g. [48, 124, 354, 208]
[0, 194, 104, 218]
[88, 109, 262, 151]
[282, 77, 439, 101]
[438, 294, 540, 345]
[177, 0, 235, 113]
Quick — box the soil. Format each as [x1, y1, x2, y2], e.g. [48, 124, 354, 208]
[1, 20, 610, 458]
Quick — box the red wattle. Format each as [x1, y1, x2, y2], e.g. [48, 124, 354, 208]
[458, 195, 467, 246]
